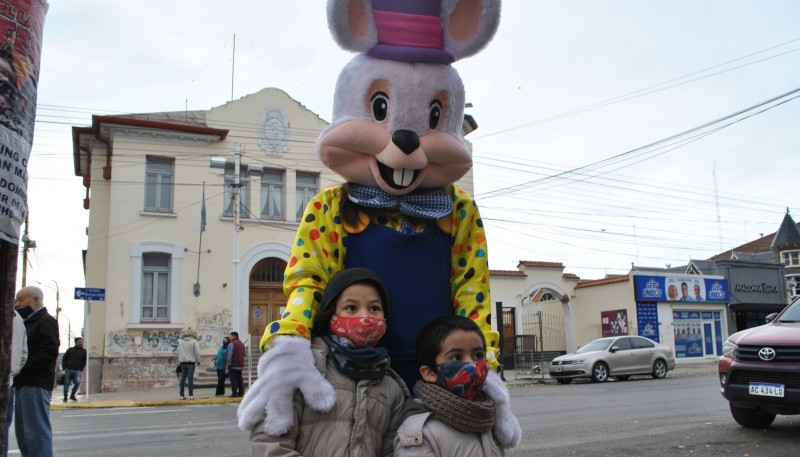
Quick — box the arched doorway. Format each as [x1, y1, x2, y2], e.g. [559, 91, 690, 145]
[248, 258, 287, 338]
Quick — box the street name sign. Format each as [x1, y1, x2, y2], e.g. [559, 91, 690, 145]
[74, 287, 105, 301]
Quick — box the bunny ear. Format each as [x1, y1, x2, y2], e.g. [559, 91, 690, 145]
[327, 0, 501, 63]
[327, 0, 378, 53]
[442, 0, 502, 61]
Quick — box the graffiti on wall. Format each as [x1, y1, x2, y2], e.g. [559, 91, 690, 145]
[107, 309, 233, 356]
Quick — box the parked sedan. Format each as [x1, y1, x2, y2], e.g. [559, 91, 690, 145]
[548, 335, 676, 384]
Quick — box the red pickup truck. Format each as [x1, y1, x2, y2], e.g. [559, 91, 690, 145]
[718, 297, 800, 428]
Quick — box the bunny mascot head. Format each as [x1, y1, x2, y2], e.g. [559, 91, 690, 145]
[239, 0, 521, 448]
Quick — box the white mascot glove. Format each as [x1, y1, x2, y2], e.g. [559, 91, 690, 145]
[482, 370, 522, 448]
[237, 335, 336, 435]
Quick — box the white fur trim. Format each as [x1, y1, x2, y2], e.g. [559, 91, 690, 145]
[484, 370, 522, 448]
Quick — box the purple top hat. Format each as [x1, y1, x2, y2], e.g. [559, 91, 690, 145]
[368, 0, 454, 64]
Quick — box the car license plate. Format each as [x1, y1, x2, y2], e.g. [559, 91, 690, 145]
[749, 382, 784, 397]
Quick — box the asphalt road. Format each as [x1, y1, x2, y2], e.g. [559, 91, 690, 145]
[9, 372, 799, 456]
[508, 373, 800, 457]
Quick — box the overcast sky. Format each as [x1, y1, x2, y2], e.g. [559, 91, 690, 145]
[18, 1, 800, 344]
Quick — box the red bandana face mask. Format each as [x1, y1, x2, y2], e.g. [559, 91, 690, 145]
[329, 315, 387, 348]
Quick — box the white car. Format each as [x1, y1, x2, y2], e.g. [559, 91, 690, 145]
[548, 335, 676, 384]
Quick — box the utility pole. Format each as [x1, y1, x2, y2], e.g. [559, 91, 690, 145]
[232, 144, 243, 333]
[20, 214, 36, 287]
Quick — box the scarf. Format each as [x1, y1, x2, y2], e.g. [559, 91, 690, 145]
[348, 184, 453, 220]
[322, 335, 391, 381]
[415, 380, 496, 433]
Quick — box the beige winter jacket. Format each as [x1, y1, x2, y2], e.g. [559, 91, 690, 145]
[250, 337, 409, 457]
[394, 411, 504, 457]
[177, 333, 200, 364]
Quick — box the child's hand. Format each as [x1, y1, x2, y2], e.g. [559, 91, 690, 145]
[237, 335, 336, 435]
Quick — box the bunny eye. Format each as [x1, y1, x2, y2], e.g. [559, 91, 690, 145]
[429, 100, 443, 130]
[371, 92, 389, 122]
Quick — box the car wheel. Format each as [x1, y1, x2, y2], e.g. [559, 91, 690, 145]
[591, 362, 609, 382]
[556, 378, 572, 385]
[651, 359, 668, 379]
[615, 375, 630, 381]
[729, 404, 776, 428]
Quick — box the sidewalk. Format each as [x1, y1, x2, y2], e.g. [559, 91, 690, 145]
[51, 386, 242, 410]
[51, 359, 719, 410]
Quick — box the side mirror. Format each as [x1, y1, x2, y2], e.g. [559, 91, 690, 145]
[765, 312, 779, 324]
[609, 346, 619, 353]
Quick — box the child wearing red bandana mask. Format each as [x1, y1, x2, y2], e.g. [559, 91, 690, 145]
[394, 316, 520, 456]
[249, 268, 409, 456]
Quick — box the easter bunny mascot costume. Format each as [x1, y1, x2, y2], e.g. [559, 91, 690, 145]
[238, 0, 521, 448]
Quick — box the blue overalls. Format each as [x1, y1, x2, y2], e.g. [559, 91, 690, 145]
[344, 221, 452, 390]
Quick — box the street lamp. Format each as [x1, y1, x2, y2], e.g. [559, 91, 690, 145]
[34, 279, 61, 322]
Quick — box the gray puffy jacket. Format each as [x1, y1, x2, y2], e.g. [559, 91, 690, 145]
[250, 337, 409, 457]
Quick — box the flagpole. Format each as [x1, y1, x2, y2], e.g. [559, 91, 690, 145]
[194, 182, 206, 297]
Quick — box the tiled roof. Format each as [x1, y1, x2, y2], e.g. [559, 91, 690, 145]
[708, 233, 774, 261]
[490, 270, 526, 278]
[562, 273, 580, 280]
[575, 274, 629, 289]
[518, 260, 564, 269]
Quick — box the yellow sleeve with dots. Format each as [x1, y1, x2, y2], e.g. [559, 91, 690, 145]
[260, 186, 347, 351]
[447, 185, 500, 368]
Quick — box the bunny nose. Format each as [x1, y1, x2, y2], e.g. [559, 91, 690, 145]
[392, 130, 420, 155]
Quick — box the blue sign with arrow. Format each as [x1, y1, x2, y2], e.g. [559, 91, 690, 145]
[74, 287, 105, 301]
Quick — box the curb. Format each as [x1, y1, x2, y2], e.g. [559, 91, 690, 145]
[51, 396, 242, 410]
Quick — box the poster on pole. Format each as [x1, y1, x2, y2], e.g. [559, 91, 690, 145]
[0, 0, 49, 243]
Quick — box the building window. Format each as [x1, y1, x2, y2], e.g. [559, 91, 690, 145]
[130, 241, 184, 327]
[788, 274, 800, 298]
[142, 253, 170, 320]
[224, 164, 250, 218]
[780, 250, 800, 267]
[144, 157, 174, 212]
[250, 258, 287, 283]
[260, 170, 284, 219]
[296, 172, 318, 218]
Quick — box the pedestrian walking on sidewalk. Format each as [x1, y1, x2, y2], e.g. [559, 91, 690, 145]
[227, 332, 246, 397]
[177, 331, 200, 400]
[13, 285, 59, 457]
[213, 337, 230, 396]
[61, 337, 87, 402]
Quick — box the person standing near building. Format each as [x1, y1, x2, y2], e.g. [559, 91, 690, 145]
[213, 337, 230, 397]
[61, 337, 87, 402]
[4, 309, 27, 457]
[177, 331, 200, 400]
[227, 332, 246, 397]
[13, 285, 59, 457]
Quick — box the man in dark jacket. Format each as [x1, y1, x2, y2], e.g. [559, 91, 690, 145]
[13, 285, 59, 457]
[61, 337, 87, 402]
[227, 332, 246, 397]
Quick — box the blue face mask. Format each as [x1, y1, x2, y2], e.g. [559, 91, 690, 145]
[435, 359, 489, 400]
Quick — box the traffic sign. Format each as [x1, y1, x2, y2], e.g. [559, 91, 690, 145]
[74, 287, 105, 301]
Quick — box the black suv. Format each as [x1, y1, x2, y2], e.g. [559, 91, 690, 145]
[718, 297, 800, 428]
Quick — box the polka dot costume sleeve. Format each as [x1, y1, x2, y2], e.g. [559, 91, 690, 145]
[260, 186, 347, 351]
[448, 185, 500, 365]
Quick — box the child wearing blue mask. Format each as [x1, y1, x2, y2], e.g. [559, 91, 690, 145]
[395, 315, 517, 456]
[248, 268, 409, 456]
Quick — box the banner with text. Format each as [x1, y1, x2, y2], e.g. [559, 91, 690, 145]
[633, 275, 729, 303]
[0, 0, 48, 242]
